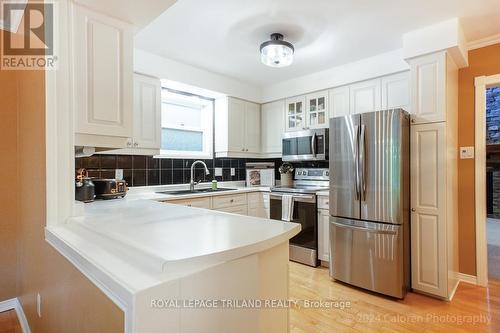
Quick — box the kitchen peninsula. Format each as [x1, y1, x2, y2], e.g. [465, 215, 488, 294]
[46, 186, 300, 333]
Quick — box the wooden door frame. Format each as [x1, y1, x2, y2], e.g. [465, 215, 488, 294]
[475, 74, 500, 287]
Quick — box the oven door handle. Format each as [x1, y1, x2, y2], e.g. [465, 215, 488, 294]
[269, 192, 316, 203]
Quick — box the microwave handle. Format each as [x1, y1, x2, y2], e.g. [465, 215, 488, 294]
[311, 132, 317, 157]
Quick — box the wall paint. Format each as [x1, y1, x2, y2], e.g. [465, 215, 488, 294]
[0, 23, 124, 331]
[458, 43, 500, 275]
[0, 29, 19, 301]
[261, 49, 409, 103]
[134, 48, 263, 102]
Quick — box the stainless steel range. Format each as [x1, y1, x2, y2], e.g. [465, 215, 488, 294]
[270, 168, 329, 267]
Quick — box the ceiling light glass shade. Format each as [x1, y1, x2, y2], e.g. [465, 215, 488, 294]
[260, 33, 294, 68]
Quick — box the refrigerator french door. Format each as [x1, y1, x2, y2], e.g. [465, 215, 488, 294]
[329, 109, 410, 299]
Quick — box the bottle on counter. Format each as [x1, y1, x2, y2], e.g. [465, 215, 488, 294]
[212, 179, 218, 190]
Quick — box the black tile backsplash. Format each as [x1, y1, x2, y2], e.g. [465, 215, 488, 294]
[75, 154, 323, 187]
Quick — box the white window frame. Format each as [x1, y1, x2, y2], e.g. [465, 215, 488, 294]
[157, 90, 214, 159]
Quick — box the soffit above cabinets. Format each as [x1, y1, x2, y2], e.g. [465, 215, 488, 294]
[134, 0, 500, 86]
[73, 0, 177, 30]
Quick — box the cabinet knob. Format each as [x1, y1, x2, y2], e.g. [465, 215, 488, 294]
[411, 119, 416, 124]
[230, 199, 234, 203]
[411, 208, 416, 212]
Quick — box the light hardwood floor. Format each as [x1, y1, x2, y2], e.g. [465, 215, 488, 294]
[289, 262, 500, 333]
[0, 310, 21, 333]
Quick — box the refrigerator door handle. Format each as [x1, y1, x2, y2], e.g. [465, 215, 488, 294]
[360, 124, 367, 201]
[354, 125, 360, 201]
[330, 220, 397, 235]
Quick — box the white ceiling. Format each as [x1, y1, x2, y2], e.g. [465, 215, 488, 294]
[135, 0, 500, 86]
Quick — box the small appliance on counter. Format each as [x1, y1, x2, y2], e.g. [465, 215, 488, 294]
[75, 168, 95, 203]
[93, 178, 128, 199]
[246, 162, 275, 187]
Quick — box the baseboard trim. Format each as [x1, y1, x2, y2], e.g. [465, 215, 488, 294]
[458, 273, 478, 285]
[0, 298, 31, 333]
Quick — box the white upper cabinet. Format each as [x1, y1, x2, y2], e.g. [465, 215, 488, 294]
[244, 101, 261, 153]
[132, 74, 161, 150]
[329, 86, 350, 118]
[306, 90, 329, 129]
[285, 95, 306, 131]
[226, 97, 246, 153]
[261, 100, 284, 155]
[350, 78, 382, 115]
[215, 97, 261, 157]
[381, 71, 411, 112]
[73, 4, 134, 147]
[409, 52, 446, 124]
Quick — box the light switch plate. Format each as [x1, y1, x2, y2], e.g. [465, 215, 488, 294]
[231, 168, 235, 176]
[460, 146, 475, 159]
[215, 168, 223, 177]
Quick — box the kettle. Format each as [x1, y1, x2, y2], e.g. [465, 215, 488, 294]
[75, 168, 95, 203]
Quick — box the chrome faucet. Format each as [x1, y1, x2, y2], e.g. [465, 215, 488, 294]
[190, 160, 210, 191]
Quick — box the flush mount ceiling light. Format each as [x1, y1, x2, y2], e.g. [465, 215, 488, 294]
[260, 33, 294, 68]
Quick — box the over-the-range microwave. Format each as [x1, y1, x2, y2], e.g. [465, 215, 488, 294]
[282, 128, 329, 162]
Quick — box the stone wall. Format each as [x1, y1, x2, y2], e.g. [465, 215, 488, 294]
[487, 87, 500, 144]
[487, 86, 500, 217]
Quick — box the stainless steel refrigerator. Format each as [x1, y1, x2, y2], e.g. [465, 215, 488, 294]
[329, 109, 410, 299]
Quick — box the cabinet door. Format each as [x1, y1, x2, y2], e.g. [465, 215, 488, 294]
[245, 102, 261, 153]
[285, 96, 306, 131]
[261, 100, 285, 154]
[350, 78, 382, 115]
[133, 74, 161, 149]
[410, 123, 447, 297]
[227, 98, 246, 152]
[73, 4, 133, 138]
[317, 209, 330, 262]
[381, 72, 410, 112]
[329, 86, 350, 118]
[306, 91, 329, 129]
[409, 52, 445, 124]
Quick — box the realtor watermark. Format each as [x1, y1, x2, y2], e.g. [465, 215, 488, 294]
[1, 0, 57, 70]
[150, 298, 352, 310]
[357, 312, 491, 325]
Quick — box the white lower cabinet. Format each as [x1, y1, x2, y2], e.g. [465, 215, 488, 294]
[216, 205, 248, 215]
[317, 208, 330, 264]
[247, 192, 270, 218]
[169, 197, 212, 209]
[166, 191, 272, 219]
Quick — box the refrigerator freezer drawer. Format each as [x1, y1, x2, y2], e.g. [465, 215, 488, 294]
[329, 217, 406, 298]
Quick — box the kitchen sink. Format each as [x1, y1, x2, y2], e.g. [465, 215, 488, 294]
[156, 188, 237, 196]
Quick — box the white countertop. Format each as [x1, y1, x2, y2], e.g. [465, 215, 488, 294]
[46, 182, 300, 307]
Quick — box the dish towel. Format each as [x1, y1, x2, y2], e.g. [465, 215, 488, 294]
[281, 195, 294, 222]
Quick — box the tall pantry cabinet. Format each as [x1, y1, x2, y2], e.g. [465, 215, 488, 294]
[409, 51, 459, 299]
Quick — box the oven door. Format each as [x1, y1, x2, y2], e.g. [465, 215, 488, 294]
[282, 129, 328, 162]
[269, 192, 318, 266]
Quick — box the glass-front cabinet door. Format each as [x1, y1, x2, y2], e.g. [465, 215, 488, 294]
[285, 95, 306, 131]
[306, 91, 329, 129]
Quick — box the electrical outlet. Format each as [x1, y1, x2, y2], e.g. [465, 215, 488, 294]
[37, 293, 42, 318]
[214, 168, 223, 177]
[115, 169, 123, 180]
[231, 168, 235, 176]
